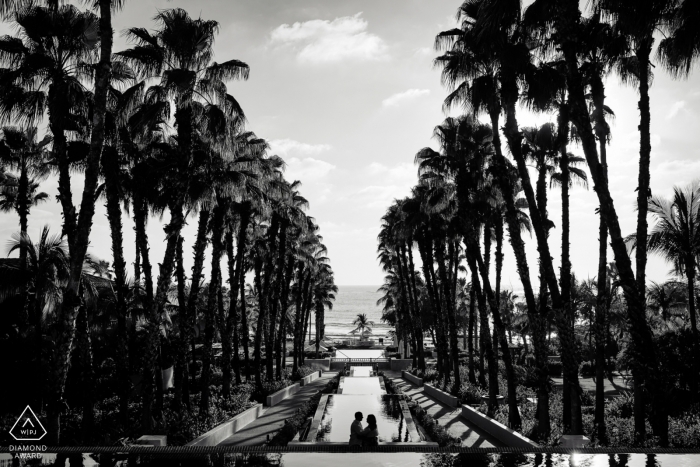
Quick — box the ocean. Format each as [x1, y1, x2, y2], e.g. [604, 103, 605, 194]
[317, 285, 394, 340]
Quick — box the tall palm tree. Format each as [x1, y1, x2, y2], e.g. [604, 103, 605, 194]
[118, 8, 249, 428]
[435, 5, 548, 434]
[523, 0, 666, 443]
[0, 2, 118, 442]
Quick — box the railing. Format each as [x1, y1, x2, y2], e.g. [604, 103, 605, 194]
[330, 357, 388, 363]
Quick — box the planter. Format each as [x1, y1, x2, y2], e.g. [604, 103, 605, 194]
[401, 371, 424, 386]
[186, 404, 263, 446]
[266, 383, 300, 407]
[300, 371, 320, 386]
[424, 383, 460, 408]
[460, 404, 538, 448]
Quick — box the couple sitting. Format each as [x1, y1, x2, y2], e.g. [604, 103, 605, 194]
[349, 411, 379, 447]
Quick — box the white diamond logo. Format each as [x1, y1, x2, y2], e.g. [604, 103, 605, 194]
[9, 406, 47, 441]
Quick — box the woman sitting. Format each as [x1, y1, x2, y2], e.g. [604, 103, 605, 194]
[360, 414, 379, 446]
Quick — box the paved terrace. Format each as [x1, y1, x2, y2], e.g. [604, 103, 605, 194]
[384, 371, 502, 448]
[219, 371, 339, 446]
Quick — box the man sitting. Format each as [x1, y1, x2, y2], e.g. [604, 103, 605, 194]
[349, 411, 363, 446]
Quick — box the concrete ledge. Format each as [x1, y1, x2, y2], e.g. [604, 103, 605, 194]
[185, 404, 263, 446]
[390, 359, 413, 371]
[135, 435, 167, 446]
[460, 404, 539, 448]
[305, 359, 330, 371]
[292, 441, 440, 447]
[424, 383, 460, 408]
[266, 383, 300, 407]
[401, 371, 423, 387]
[300, 371, 321, 386]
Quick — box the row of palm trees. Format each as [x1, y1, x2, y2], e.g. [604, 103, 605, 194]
[377, 0, 699, 446]
[0, 2, 336, 445]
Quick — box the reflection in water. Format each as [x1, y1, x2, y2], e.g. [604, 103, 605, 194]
[316, 395, 410, 442]
[35, 452, 699, 466]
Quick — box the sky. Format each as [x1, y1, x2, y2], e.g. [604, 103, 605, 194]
[1, 0, 699, 289]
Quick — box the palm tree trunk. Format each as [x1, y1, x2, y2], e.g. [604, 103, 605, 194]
[46, 0, 112, 443]
[76, 301, 95, 443]
[226, 229, 242, 385]
[143, 202, 185, 430]
[292, 264, 303, 373]
[468, 288, 477, 384]
[262, 215, 281, 379]
[467, 253, 497, 416]
[435, 238, 460, 390]
[253, 253, 265, 386]
[175, 234, 191, 410]
[240, 259, 251, 380]
[187, 208, 211, 367]
[488, 107, 550, 438]
[102, 146, 130, 424]
[502, 96, 582, 435]
[471, 244, 521, 429]
[277, 253, 295, 379]
[269, 219, 288, 379]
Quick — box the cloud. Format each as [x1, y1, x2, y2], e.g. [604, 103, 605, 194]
[284, 157, 336, 182]
[366, 162, 416, 184]
[666, 100, 686, 119]
[269, 138, 331, 157]
[355, 185, 409, 209]
[381, 89, 430, 107]
[352, 162, 417, 210]
[413, 46, 432, 57]
[270, 13, 388, 63]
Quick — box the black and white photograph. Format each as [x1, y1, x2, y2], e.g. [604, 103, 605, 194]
[0, 0, 699, 465]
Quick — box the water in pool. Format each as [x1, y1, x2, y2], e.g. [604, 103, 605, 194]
[335, 349, 385, 359]
[316, 395, 411, 442]
[341, 376, 383, 394]
[350, 366, 372, 377]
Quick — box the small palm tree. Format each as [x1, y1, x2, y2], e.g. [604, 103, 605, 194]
[353, 313, 375, 340]
[631, 182, 700, 334]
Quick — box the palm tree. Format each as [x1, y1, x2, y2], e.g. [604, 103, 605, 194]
[0, 127, 50, 267]
[647, 281, 686, 323]
[3, 226, 68, 407]
[353, 313, 375, 340]
[118, 8, 249, 428]
[0, 2, 118, 442]
[313, 264, 337, 358]
[634, 182, 700, 334]
[523, 0, 666, 443]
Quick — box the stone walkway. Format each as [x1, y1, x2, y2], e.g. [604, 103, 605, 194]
[385, 371, 502, 448]
[219, 372, 339, 446]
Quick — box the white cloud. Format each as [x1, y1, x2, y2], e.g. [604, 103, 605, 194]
[366, 162, 416, 184]
[381, 89, 430, 107]
[285, 157, 336, 182]
[355, 185, 408, 209]
[270, 13, 388, 63]
[269, 138, 331, 157]
[414, 46, 432, 57]
[666, 100, 686, 119]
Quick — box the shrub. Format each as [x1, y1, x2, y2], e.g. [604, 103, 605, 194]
[580, 390, 594, 406]
[456, 382, 482, 404]
[411, 404, 460, 447]
[605, 393, 634, 419]
[579, 361, 595, 377]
